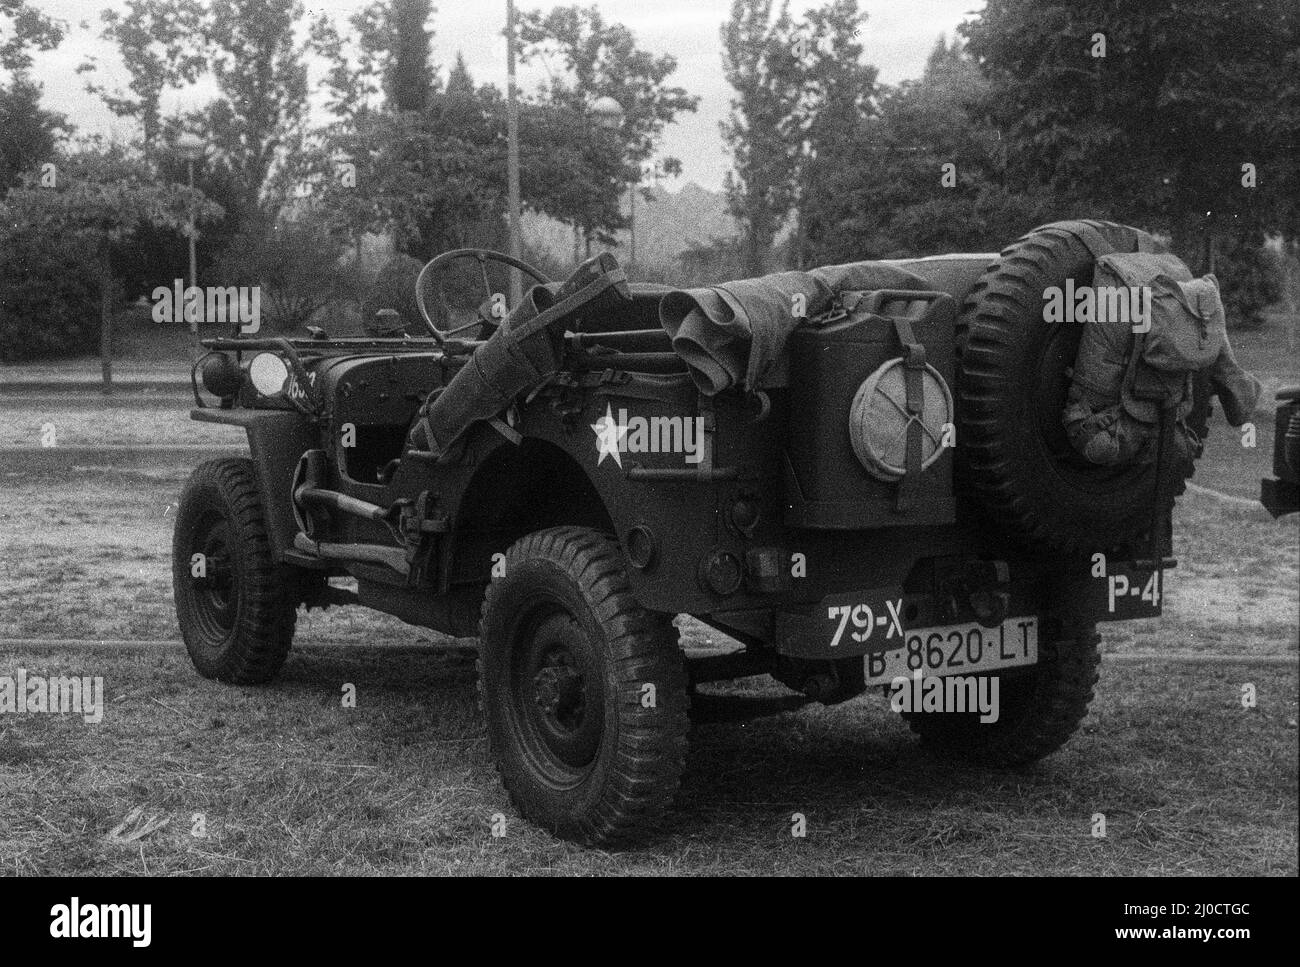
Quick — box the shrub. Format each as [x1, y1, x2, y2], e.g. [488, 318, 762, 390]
[361, 253, 425, 333]
[1215, 235, 1286, 330]
[0, 227, 101, 362]
[210, 218, 360, 333]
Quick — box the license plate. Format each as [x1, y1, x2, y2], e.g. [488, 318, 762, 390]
[864, 616, 1038, 684]
[1096, 565, 1163, 620]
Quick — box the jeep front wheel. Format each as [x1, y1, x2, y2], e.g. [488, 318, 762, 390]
[903, 622, 1100, 766]
[477, 526, 690, 845]
[172, 458, 297, 684]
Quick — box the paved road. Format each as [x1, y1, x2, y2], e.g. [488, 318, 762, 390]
[0, 380, 191, 396]
[0, 394, 192, 409]
[0, 444, 244, 472]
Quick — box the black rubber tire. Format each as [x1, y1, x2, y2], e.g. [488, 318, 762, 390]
[172, 458, 296, 683]
[957, 219, 1208, 553]
[477, 526, 690, 845]
[903, 623, 1101, 767]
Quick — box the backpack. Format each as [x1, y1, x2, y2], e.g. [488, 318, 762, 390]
[1064, 251, 1221, 466]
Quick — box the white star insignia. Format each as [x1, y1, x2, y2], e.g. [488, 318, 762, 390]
[591, 404, 628, 467]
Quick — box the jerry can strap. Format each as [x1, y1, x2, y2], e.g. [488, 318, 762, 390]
[841, 289, 946, 514]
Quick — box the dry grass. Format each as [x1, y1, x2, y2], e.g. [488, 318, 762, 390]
[0, 406, 233, 448]
[0, 646, 1293, 876]
[1, 464, 1293, 653]
[0, 461, 1294, 874]
[0, 314, 1295, 874]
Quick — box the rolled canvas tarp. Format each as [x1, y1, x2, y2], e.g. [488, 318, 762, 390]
[658, 262, 928, 395]
[408, 255, 632, 455]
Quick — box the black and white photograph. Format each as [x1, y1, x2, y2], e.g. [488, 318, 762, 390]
[0, 0, 1296, 928]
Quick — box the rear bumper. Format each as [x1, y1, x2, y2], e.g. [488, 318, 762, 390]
[772, 557, 1170, 660]
[1261, 478, 1300, 518]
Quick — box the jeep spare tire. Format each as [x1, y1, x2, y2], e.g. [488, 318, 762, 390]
[956, 219, 1209, 554]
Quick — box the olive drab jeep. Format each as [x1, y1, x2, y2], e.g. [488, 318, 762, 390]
[1261, 386, 1300, 517]
[172, 221, 1257, 846]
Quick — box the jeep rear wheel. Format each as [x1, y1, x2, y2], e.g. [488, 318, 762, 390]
[903, 623, 1100, 766]
[173, 458, 296, 684]
[957, 220, 1209, 553]
[477, 526, 690, 845]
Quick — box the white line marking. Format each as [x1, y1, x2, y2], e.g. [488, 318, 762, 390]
[1185, 482, 1266, 511]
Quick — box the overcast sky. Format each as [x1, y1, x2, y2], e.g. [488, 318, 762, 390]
[24, 0, 985, 191]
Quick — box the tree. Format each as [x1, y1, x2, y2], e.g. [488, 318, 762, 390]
[312, 0, 438, 121]
[299, 73, 626, 262]
[308, 11, 383, 123]
[79, 0, 207, 150]
[518, 4, 700, 250]
[720, 0, 803, 275]
[0, 146, 221, 388]
[385, 0, 435, 112]
[0, 74, 64, 189]
[85, 0, 310, 223]
[301, 5, 636, 266]
[1, 0, 67, 190]
[200, 0, 310, 223]
[964, 0, 1300, 274]
[0, 0, 64, 76]
[786, 0, 875, 267]
[518, 5, 698, 172]
[212, 216, 360, 331]
[112, 138, 249, 300]
[801, 36, 1052, 264]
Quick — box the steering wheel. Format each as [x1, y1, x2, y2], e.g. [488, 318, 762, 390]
[415, 248, 551, 342]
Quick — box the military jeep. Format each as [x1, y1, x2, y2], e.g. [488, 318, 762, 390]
[1261, 386, 1300, 517]
[173, 220, 1237, 845]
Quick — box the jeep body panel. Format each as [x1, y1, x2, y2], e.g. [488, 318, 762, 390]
[191, 407, 316, 554]
[1261, 387, 1300, 517]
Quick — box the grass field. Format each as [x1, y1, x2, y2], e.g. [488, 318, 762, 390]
[0, 308, 1296, 875]
[0, 449, 1295, 875]
[1, 460, 1294, 650]
[1, 646, 1294, 876]
[0, 406, 234, 448]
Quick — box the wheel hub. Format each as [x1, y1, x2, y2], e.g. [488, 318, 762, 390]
[511, 610, 603, 773]
[532, 662, 583, 721]
[193, 524, 236, 626]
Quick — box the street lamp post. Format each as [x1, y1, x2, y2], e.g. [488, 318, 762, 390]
[176, 132, 204, 335]
[506, 0, 523, 306]
[590, 96, 625, 265]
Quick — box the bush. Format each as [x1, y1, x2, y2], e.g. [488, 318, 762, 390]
[361, 253, 425, 332]
[0, 227, 101, 362]
[1215, 235, 1286, 330]
[211, 218, 362, 334]
[677, 236, 748, 286]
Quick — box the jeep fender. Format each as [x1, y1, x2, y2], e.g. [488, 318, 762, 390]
[190, 408, 317, 557]
[437, 419, 726, 613]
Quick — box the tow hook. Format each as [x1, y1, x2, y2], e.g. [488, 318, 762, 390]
[970, 588, 1011, 628]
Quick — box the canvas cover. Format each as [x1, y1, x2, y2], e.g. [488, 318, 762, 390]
[658, 262, 928, 395]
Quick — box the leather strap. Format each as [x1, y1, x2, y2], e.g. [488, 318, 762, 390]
[509, 268, 628, 342]
[892, 315, 927, 514]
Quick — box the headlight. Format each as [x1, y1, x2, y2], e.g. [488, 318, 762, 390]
[248, 352, 290, 397]
[199, 352, 241, 399]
